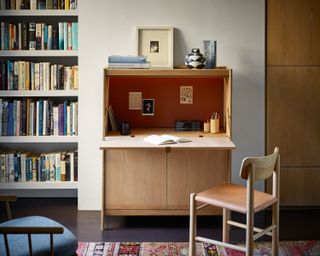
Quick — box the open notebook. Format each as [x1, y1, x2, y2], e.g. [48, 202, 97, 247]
[143, 134, 191, 145]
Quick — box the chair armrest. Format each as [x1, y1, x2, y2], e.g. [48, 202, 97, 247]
[0, 194, 17, 202]
[0, 226, 64, 234]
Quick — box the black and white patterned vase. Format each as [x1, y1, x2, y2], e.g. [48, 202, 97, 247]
[185, 48, 206, 69]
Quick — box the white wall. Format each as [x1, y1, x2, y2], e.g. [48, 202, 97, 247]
[78, 0, 265, 210]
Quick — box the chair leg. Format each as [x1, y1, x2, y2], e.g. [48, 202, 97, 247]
[189, 193, 197, 256]
[272, 202, 279, 256]
[246, 209, 254, 256]
[222, 208, 230, 243]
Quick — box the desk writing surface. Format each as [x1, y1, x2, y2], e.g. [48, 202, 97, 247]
[100, 135, 236, 149]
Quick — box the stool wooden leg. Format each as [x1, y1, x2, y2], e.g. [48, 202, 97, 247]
[272, 202, 279, 256]
[189, 193, 197, 256]
[223, 208, 230, 243]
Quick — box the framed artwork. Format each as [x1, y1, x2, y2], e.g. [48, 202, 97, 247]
[136, 26, 174, 69]
[142, 99, 155, 116]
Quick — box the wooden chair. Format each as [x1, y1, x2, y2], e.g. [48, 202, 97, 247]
[0, 195, 78, 256]
[189, 147, 280, 256]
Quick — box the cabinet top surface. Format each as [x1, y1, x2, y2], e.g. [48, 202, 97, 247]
[105, 68, 231, 77]
[101, 135, 236, 149]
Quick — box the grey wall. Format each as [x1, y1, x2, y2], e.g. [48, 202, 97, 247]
[78, 0, 265, 210]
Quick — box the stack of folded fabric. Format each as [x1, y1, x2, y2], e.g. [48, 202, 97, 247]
[108, 55, 150, 69]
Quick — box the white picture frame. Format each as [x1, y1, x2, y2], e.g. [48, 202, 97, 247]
[136, 26, 174, 69]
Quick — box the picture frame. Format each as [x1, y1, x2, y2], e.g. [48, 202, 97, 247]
[142, 99, 155, 116]
[136, 26, 174, 69]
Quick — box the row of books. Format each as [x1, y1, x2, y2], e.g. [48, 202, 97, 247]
[0, 150, 78, 183]
[0, 21, 78, 51]
[108, 55, 150, 69]
[0, 0, 78, 10]
[0, 98, 78, 136]
[0, 61, 78, 90]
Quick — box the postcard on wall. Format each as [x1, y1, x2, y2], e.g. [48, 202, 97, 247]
[129, 92, 142, 110]
[180, 86, 193, 104]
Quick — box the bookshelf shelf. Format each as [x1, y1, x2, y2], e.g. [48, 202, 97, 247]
[0, 90, 78, 97]
[106, 68, 230, 78]
[0, 10, 78, 16]
[0, 181, 78, 189]
[0, 136, 78, 143]
[0, 50, 78, 57]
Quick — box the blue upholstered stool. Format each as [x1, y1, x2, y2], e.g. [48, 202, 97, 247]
[0, 216, 77, 256]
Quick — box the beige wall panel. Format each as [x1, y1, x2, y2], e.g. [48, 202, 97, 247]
[105, 149, 166, 209]
[267, 67, 320, 166]
[277, 167, 320, 206]
[167, 149, 229, 209]
[267, 0, 320, 65]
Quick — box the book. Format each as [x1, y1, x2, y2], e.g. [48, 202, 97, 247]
[108, 62, 150, 69]
[108, 105, 118, 131]
[143, 134, 191, 145]
[108, 55, 147, 63]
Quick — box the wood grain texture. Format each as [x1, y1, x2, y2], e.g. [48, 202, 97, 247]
[266, 67, 320, 166]
[105, 149, 166, 209]
[105, 68, 231, 78]
[267, 0, 320, 65]
[277, 167, 320, 206]
[167, 149, 229, 209]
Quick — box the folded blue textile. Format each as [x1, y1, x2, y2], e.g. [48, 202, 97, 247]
[108, 55, 147, 63]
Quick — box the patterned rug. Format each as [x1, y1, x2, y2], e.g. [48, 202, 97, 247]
[76, 241, 320, 256]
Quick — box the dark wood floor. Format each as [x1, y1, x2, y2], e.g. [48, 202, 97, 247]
[1, 198, 320, 242]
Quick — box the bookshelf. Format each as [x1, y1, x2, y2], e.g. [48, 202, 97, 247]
[101, 68, 235, 228]
[0, 6, 78, 194]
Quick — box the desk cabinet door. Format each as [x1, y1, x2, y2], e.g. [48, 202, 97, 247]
[167, 149, 230, 209]
[105, 149, 166, 209]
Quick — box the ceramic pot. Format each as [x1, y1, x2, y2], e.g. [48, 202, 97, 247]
[185, 48, 206, 69]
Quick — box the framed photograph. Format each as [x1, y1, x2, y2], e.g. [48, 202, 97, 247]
[136, 26, 174, 69]
[142, 99, 155, 116]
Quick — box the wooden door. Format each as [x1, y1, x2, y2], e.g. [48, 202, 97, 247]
[167, 149, 230, 210]
[267, 0, 320, 205]
[105, 149, 166, 209]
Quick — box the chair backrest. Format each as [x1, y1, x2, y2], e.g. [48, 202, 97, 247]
[0, 195, 17, 220]
[239, 147, 279, 181]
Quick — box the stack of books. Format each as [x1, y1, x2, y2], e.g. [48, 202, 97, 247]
[108, 55, 150, 69]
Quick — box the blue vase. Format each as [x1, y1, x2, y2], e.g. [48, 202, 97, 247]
[203, 40, 217, 69]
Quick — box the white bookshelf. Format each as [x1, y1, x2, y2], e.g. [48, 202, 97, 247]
[0, 136, 78, 143]
[0, 10, 78, 16]
[0, 8, 79, 197]
[0, 90, 78, 97]
[0, 50, 78, 57]
[0, 181, 78, 189]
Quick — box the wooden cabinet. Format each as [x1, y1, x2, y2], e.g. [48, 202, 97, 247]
[101, 68, 235, 229]
[266, 0, 320, 206]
